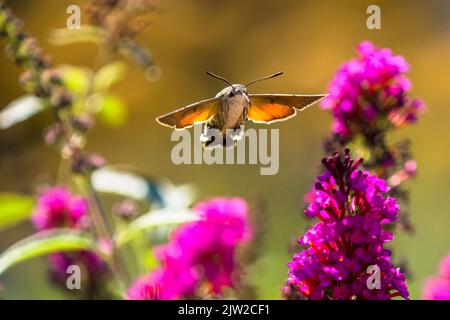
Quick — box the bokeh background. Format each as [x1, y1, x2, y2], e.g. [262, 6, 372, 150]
[1, 0, 449, 299]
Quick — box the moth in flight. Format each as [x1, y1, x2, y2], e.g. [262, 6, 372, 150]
[156, 72, 326, 148]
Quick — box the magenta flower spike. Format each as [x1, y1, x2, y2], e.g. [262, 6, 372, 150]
[31, 187, 106, 280]
[127, 197, 252, 300]
[423, 253, 450, 300]
[321, 41, 425, 138]
[284, 149, 409, 300]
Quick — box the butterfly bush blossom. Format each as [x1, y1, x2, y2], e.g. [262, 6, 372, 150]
[284, 150, 408, 300]
[32, 187, 106, 281]
[321, 41, 426, 234]
[423, 253, 450, 300]
[321, 41, 425, 138]
[127, 197, 252, 300]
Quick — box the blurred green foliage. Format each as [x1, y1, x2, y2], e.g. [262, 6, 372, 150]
[0, 229, 97, 276]
[0, 193, 35, 231]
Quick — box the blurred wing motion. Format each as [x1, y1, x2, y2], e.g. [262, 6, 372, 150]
[156, 98, 218, 129]
[247, 94, 327, 123]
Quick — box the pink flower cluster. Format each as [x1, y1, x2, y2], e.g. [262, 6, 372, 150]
[32, 187, 105, 280]
[127, 198, 252, 300]
[284, 150, 409, 300]
[32, 187, 87, 230]
[321, 41, 425, 138]
[423, 253, 450, 300]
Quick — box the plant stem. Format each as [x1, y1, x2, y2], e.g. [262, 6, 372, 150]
[0, 1, 131, 293]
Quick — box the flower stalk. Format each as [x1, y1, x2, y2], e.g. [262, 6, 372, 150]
[284, 149, 409, 300]
[321, 41, 425, 233]
[0, 1, 130, 291]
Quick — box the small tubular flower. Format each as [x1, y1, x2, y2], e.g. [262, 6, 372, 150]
[284, 150, 409, 300]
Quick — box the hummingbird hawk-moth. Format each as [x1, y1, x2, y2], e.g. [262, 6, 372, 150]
[156, 72, 326, 148]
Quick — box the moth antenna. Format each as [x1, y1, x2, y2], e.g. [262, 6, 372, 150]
[206, 71, 234, 88]
[245, 71, 284, 88]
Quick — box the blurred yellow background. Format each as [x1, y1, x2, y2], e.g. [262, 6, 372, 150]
[1, 0, 449, 299]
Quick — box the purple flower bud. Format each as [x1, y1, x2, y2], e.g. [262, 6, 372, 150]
[113, 199, 139, 220]
[72, 153, 106, 173]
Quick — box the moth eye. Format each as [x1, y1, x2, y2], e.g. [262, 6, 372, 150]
[229, 91, 234, 97]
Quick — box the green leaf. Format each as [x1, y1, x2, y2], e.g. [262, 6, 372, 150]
[0, 193, 35, 230]
[48, 25, 106, 46]
[61, 66, 92, 94]
[91, 167, 151, 200]
[91, 167, 196, 208]
[98, 95, 127, 127]
[0, 229, 98, 276]
[0, 95, 45, 129]
[116, 209, 199, 246]
[94, 61, 127, 91]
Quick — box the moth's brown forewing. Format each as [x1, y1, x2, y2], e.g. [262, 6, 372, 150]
[247, 94, 327, 124]
[156, 97, 218, 129]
